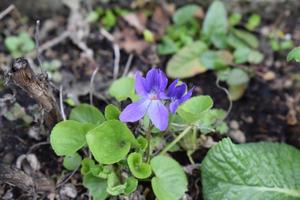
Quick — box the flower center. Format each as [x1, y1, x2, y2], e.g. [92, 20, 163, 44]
[149, 93, 158, 100]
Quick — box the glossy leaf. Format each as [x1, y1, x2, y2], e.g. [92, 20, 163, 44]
[70, 104, 105, 125]
[166, 41, 208, 78]
[86, 120, 136, 164]
[202, 138, 300, 200]
[50, 120, 87, 156]
[151, 156, 188, 200]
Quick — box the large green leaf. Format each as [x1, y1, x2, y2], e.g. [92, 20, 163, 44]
[202, 138, 300, 200]
[151, 155, 188, 200]
[177, 96, 213, 123]
[86, 120, 136, 164]
[70, 104, 105, 125]
[202, 1, 228, 42]
[50, 120, 87, 156]
[166, 41, 208, 78]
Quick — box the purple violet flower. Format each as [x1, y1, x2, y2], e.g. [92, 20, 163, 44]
[119, 68, 169, 131]
[167, 80, 193, 113]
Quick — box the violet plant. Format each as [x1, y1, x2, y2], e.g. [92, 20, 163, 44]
[50, 68, 226, 200]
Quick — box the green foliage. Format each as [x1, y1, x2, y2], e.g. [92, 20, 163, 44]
[5, 32, 35, 58]
[177, 96, 213, 123]
[63, 153, 82, 170]
[70, 104, 105, 125]
[287, 46, 300, 62]
[127, 152, 152, 179]
[104, 104, 120, 120]
[246, 14, 261, 30]
[172, 4, 202, 25]
[50, 120, 87, 156]
[151, 156, 188, 200]
[107, 173, 138, 195]
[166, 41, 207, 78]
[229, 12, 242, 26]
[83, 174, 108, 200]
[202, 0, 228, 45]
[143, 29, 155, 43]
[86, 120, 136, 164]
[108, 77, 138, 101]
[202, 138, 300, 200]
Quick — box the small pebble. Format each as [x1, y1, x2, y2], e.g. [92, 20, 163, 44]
[229, 130, 246, 143]
[229, 120, 239, 130]
[60, 184, 77, 199]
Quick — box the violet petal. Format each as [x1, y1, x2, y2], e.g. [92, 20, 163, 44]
[148, 100, 169, 131]
[119, 98, 150, 122]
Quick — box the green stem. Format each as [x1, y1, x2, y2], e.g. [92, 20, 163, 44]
[160, 126, 192, 155]
[145, 124, 153, 163]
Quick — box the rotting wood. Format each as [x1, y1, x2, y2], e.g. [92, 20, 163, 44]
[0, 163, 55, 193]
[8, 57, 62, 129]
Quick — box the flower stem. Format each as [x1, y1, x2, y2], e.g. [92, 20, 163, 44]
[145, 124, 154, 163]
[160, 126, 192, 155]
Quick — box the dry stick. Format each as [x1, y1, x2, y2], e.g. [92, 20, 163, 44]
[27, 31, 70, 58]
[122, 54, 133, 77]
[59, 85, 66, 121]
[9, 58, 61, 129]
[35, 20, 43, 70]
[113, 44, 120, 80]
[89, 67, 99, 105]
[0, 4, 15, 20]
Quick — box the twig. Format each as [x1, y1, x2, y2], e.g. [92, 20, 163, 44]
[100, 28, 114, 42]
[122, 54, 133, 77]
[89, 67, 99, 105]
[215, 77, 232, 119]
[113, 44, 120, 80]
[27, 31, 70, 58]
[59, 85, 66, 121]
[26, 141, 50, 155]
[0, 5, 15, 20]
[35, 20, 43, 71]
[56, 167, 79, 189]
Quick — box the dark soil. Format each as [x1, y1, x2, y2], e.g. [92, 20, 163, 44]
[1, 1, 300, 200]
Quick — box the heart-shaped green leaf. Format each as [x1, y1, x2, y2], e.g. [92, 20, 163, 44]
[202, 138, 300, 200]
[70, 104, 105, 125]
[86, 120, 136, 164]
[127, 152, 152, 179]
[50, 120, 87, 156]
[166, 41, 208, 78]
[151, 155, 188, 200]
[177, 96, 213, 123]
